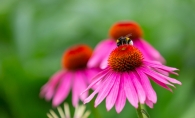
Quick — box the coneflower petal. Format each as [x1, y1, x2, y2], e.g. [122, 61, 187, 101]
[145, 98, 154, 108]
[87, 39, 114, 68]
[95, 72, 117, 107]
[73, 72, 80, 107]
[157, 73, 181, 85]
[106, 74, 120, 111]
[130, 72, 146, 104]
[100, 43, 116, 69]
[53, 72, 72, 107]
[81, 68, 110, 94]
[123, 72, 138, 108]
[141, 66, 181, 85]
[41, 70, 66, 100]
[115, 74, 126, 113]
[84, 72, 112, 104]
[151, 77, 173, 92]
[140, 67, 175, 87]
[143, 60, 178, 73]
[136, 68, 157, 103]
[77, 71, 88, 101]
[134, 39, 165, 63]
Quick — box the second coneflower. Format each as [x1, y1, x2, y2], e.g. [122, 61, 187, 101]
[82, 37, 181, 113]
[40, 44, 99, 107]
[88, 21, 165, 69]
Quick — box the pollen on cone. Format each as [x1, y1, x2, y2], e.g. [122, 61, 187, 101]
[109, 21, 143, 40]
[108, 45, 143, 72]
[62, 45, 93, 70]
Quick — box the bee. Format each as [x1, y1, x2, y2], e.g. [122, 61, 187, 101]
[116, 35, 133, 47]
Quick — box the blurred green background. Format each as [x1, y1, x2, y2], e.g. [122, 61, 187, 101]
[0, 0, 195, 118]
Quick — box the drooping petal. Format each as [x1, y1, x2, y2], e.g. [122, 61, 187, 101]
[106, 74, 120, 111]
[134, 39, 165, 63]
[156, 72, 181, 85]
[129, 72, 146, 104]
[145, 98, 154, 108]
[76, 71, 88, 101]
[123, 72, 138, 108]
[100, 43, 116, 69]
[40, 70, 66, 100]
[163, 76, 182, 85]
[140, 67, 175, 87]
[143, 60, 178, 75]
[95, 72, 117, 107]
[149, 77, 173, 92]
[84, 68, 100, 83]
[87, 39, 115, 68]
[83, 88, 100, 104]
[136, 68, 157, 103]
[52, 72, 72, 107]
[81, 67, 110, 94]
[153, 68, 169, 76]
[115, 74, 126, 113]
[72, 73, 81, 107]
[73, 70, 89, 107]
[141, 66, 181, 85]
[83, 71, 112, 104]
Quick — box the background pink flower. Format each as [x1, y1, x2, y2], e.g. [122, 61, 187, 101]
[88, 21, 165, 69]
[40, 44, 99, 107]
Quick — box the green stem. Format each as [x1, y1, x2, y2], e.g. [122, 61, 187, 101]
[136, 103, 144, 118]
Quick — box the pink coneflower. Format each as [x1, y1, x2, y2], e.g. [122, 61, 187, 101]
[82, 37, 181, 113]
[40, 44, 99, 107]
[88, 21, 165, 69]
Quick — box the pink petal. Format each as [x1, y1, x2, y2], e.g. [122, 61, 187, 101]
[106, 75, 120, 111]
[72, 70, 89, 107]
[140, 67, 175, 87]
[141, 66, 181, 85]
[134, 39, 165, 63]
[40, 70, 66, 100]
[123, 72, 138, 108]
[84, 68, 100, 83]
[84, 72, 112, 104]
[84, 87, 100, 104]
[95, 72, 117, 107]
[129, 72, 146, 104]
[76, 71, 88, 101]
[81, 67, 110, 94]
[156, 73, 182, 85]
[143, 60, 178, 75]
[145, 98, 154, 108]
[150, 77, 173, 92]
[100, 43, 116, 69]
[87, 39, 115, 68]
[52, 72, 72, 107]
[115, 74, 126, 113]
[136, 68, 157, 103]
[153, 68, 169, 76]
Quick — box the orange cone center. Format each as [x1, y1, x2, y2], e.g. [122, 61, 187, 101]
[62, 45, 93, 70]
[109, 21, 143, 40]
[108, 45, 143, 72]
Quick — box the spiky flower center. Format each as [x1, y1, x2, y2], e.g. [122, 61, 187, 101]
[62, 45, 92, 70]
[108, 45, 143, 72]
[109, 21, 143, 40]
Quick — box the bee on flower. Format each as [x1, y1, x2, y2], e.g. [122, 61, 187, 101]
[40, 44, 99, 107]
[88, 21, 165, 69]
[82, 37, 181, 113]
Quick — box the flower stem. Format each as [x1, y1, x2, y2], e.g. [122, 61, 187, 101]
[136, 103, 144, 118]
